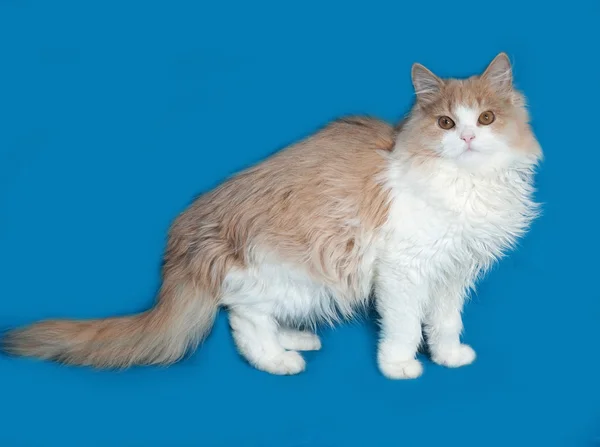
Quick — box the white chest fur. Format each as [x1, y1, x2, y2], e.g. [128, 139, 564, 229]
[380, 159, 539, 291]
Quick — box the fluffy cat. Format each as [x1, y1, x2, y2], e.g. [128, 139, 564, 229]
[3, 52, 542, 379]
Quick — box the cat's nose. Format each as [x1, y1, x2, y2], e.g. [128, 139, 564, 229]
[461, 133, 476, 143]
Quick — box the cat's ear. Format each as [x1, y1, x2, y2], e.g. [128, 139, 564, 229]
[411, 63, 443, 104]
[481, 52, 512, 92]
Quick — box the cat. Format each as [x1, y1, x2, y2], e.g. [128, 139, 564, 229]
[3, 52, 542, 379]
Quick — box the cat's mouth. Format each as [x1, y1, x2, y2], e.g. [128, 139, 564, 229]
[461, 146, 479, 155]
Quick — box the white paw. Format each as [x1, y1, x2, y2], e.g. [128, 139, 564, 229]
[378, 358, 423, 379]
[260, 351, 306, 375]
[431, 344, 476, 368]
[278, 329, 322, 351]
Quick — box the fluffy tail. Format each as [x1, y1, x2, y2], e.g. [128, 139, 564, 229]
[2, 279, 218, 368]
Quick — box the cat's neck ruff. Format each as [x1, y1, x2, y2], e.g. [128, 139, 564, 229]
[380, 141, 540, 274]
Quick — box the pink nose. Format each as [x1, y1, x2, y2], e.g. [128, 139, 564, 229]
[461, 134, 475, 143]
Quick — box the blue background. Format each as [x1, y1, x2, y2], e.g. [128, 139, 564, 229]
[1, 1, 598, 446]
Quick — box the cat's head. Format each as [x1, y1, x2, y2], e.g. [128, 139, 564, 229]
[400, 53, 542, 171]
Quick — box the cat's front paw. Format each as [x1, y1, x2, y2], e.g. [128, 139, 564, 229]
[377, 340, 423, 379]
[431, 344, 476, 368]
[377, 348, 423, 380]
[379, 359, 423, 379]
[378, 358, 423, 379]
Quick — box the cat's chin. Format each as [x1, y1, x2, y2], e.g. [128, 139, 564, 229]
[450, 149, 516, 172]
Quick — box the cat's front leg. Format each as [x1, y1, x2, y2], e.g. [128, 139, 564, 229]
[424, 281, 476, 368]
[375, 262, 428, 379]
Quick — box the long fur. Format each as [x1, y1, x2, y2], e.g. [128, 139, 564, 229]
[3, 53, 542, 378]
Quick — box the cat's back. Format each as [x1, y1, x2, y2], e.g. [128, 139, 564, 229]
[169, 116, 396, 289]
[251, 116, 396, 182]
[186, 116, 396, 224]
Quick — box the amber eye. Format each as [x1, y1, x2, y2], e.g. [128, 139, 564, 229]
[478, 111, 495, 125]
[438, 116, 455, 130]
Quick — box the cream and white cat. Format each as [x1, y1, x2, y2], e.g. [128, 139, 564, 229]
[4, 52, 542, 379]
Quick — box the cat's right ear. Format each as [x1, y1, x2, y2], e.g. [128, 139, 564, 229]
[411, 63, 443, 104]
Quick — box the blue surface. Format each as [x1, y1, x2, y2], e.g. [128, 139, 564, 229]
[1, 1, 598, 446]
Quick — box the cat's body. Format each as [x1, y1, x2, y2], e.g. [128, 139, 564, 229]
[4, 53, 542, 378]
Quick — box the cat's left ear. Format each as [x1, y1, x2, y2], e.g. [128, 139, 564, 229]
[481, 52, 513, 92]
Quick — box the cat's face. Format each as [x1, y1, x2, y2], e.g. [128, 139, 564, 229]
[403, 53, 541, 171]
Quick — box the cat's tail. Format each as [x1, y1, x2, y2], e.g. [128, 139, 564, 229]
[2, 277, 218, 368]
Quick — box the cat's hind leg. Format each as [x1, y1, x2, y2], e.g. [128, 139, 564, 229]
[278, 327, 322, 351]
[228, 306, 305, 375]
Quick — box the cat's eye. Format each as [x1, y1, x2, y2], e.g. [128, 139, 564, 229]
[478, 111, 495, 125]
[438, 116, 455, 130]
